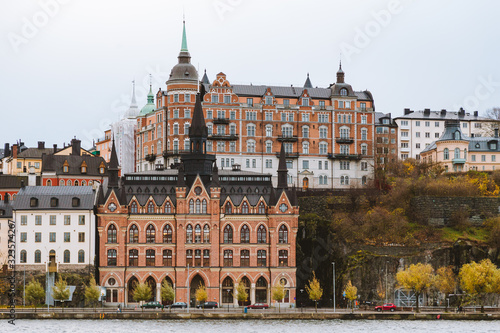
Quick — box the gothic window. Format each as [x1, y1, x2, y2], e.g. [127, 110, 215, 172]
[240, 224, 250, 243]
[107, 224, 117, 243]
[163, 224, 172, 243]
[186, 224, 193, 243]
[257, 225, 267, 243]
[278, 225, 288, 244]
[129, 224, 139, 243]
[107, 249, 117, 266]
[224, 225, 233, 244]
[146, 224, 156, 243]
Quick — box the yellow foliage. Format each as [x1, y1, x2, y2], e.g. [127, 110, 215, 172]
[459, 259, 500, 296]
[305, 272, 323, 302]
[344, 280, 358, 301]
[195, 283, 208, 303]
[435, 266, 457, 295]
[396, 263, 434, 294]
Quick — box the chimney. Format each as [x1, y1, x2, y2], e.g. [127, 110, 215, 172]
[495, 129, 499, 138]
[424, 108, 431, 115]
[4, 143, 10, 157]
[12, 144, 18, 159]
[37, 141, 45, 149]
[441, 109, 446, 116]
[459, 107, 465, 117]
[20, 180, 25, 188]
[474, 111, 478, 117]
[53, 144, 58, 154]
[71, 138, 81, 156]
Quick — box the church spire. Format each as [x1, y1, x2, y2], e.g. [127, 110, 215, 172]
[130, 80, 137, 107]
[303, 73, 313, 88]
[108, 136, 119, 188]
[336, 60, 345, 83]
[277, 143, 288, 189]
[181, 19, 188, 52]
[147, 74, 154, 104]
[189, 93, 208, 143]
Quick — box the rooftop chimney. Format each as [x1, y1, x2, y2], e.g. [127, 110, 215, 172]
[53, 144, 58, 154]
[441, 109, 447, 116]
[424, 108, 431, 115]
[474, 111, 479, 117]
[3, 143, 10, 157]
[37, 141, 45, 149]
[404, 108, 412, 115]
[12, 144, 18, 159]
[71, 138, 81, 156]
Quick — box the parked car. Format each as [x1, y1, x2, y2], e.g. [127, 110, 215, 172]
[169, 302, 187, 309]
[247, 303, 269, 309]
[141, 301, 164, 309]
[196, 301, 218, 309]
[375, 303, 397, 312]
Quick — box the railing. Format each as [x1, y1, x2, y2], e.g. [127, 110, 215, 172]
[277, 135, 298, 142]
[145, 154, 156, 162]
[327, 153, 362, 160]
[335, 137, 354, 144]
[213, 118, 230, 124]
[208, 134, 239, 140]
[275, 152, 299, 158]
[163, 149, 189, 157]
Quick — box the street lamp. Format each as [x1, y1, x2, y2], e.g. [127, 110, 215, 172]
[385, 261, 388, 303]
[332, 262, 335, 313]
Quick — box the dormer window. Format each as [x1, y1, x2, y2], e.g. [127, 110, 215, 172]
[265, 96, 273, 105]
[99, 161, 106, 174]
[72, 197, 80, 207]
[63, 160, 69, 173]
[50, 197, 59, 207]
[490, 142, 497, 150]
[454, 131, 460, 140]
[340, 88, 348, 96]
[30, 197, 38, 207]
[302, 98, 309, 106]
[81, 161, 87, 174]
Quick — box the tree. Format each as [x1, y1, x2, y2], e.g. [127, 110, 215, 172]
[52, 277, 70, 311]
[133, 282, 152, 312]
[459, 259, 500, 313]
[435, 266, 457, 312]
[235, 280, 248, 306]
[271, 281, 285, 313]
[195, 284, 208, 311]
[84, 275, 101, 312]
[344, 280, 358, 313]
[26, 279, 45, 312]
[305, 272, 323, 312]
[396, 263, 434, 313]
[161, 280, 175, 312]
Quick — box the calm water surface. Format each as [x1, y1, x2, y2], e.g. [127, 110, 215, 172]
[3, 319, 499, 332]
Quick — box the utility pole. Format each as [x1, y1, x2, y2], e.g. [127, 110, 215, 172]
[332, 262, 335, 313]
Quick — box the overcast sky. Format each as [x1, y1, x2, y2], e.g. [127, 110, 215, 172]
[2, 0, 500, 148]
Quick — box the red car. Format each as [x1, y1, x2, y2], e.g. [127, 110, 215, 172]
[247, 303, 269, 309]
[375, 303, 397, 312]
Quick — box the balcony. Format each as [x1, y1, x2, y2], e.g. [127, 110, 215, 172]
[335, 137, 354, 144]
[328, 153, 362, 160]
[275, 152, 299, 159]
[277, 135, 298, 142]
[452, 158, 466, 164]
[213, 118, 230, 124]
[208, 134, 239, 140]
[163, 149, 189, 157]
[145, 154, 157, 162]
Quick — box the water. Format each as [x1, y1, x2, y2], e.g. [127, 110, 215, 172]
[2, 319, 499, 333]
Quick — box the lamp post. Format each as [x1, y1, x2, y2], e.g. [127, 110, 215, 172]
[385, 261, 388, 303]
[23, 264, 25, 307]
[186, 264, 190, 313]
[332, 262, 335, 313]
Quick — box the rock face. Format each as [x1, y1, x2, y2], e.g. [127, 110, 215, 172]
[409, 196, 500, 227]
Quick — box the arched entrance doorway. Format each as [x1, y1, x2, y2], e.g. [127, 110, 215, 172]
[222, 277, 233, 304]
[162, 276, 174, 305]
[145, 276, 156, 302]
[239, 276, 251, 306]
[127, 276, 139, 304]
[280, 277, 290, 303]
[255, 277, 268, 303]
[190, 274, 205, 307]
[302, 177, 309, 190]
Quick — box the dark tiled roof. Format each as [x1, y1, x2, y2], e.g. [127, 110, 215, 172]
[17, 148, 54, 158]
[13, 186, 96, 210]
[42, 154, 108, 176]
[395, 110, 494, 121]
[0, 202, 13, 218]
[230, 84, 331, 99]
[0, 175, 28, 189]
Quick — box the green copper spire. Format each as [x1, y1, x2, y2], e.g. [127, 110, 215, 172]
[181, 20, 188, 52]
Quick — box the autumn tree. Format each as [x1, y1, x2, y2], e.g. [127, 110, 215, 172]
[305, 272, 323, 312]
[133, 282, 152, 311]
[84, 275, 101, 312]
[344, 280, 358, 313]
[235, 280, 248, 306]
[161, 280, 175, 312]
[195, 284, 208, 310]
[271, 281, 285, 313]
[26, 279, 45, 312]
[396, 263, 434, 312]
[435, 266, 457, 312]
[459, 259, 500, 313]
[52, 277, 71, 311]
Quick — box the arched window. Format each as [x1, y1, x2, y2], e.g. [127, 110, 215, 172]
[74, 180, 79, 186]
[241, 202, 249, 214]
[129, 249, 138, 266]
[203, 224, 210, 243]
[165, 202, 171, 214]
[341, 175, 349, 185]
[47, 179, 52, 186]
[67, 180, 72, 186]
[464, 148, 467, 160]
[148, 202, 155, 213]
[35, 250, 41, 263]
[194, 224, 202, 243]
[196, 199, 201, 214]
[107, 224, 117, 243]
[240, 224, 250, 243]
[163, 249, 172, 266]
[279, 250, 288, 266]
[222, 277, 234, 303]
[64, 250, 70, 263]
[107, 249, 117, 266]
[444, 148, 449, 160]
[454, 131, 460, 140]
[78, 250, 85, 263]
[202, 199, 207, 214]
[129, 224, 138, 243]
[258, 202, 265, 214]
[278, 225, 288, 244]
[130, 202, 138, 214]
[257, 250, 267, 266]
[340, 88, 348, 96]
[454, 148, 460, 159]
[186, 224, 193, 243]
[223, 225, 233, 244]
[257, 225, 267, 243]
[163, 224, 172, 243]
[81, 181, 86, 186]
[146, 224, 156, 243]
[20, 250, 27, 263]
[189, 199, 194, 213]
[59, 180, 65, 186]
[223, 250, 233, 267]
[225, 202, 232, 214]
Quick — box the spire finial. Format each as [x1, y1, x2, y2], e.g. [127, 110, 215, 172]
[130, 79, 137, 106]
[181, 19, 188, 52]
